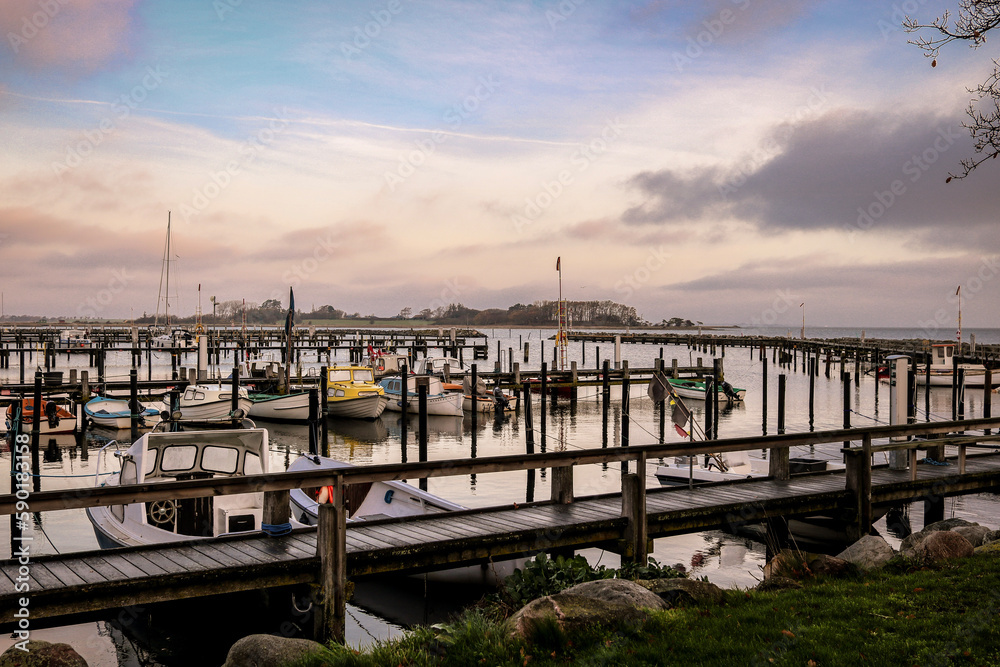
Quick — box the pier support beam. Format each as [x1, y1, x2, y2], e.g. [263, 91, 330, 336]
[316, 476, 347, 645]
[621, 465, 648, 564]
[550, 466, 574, 504]
[844, 434, 873, 542]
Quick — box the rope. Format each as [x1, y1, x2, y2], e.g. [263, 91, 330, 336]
[261, 522, 292, 537]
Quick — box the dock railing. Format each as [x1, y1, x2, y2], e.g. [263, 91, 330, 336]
[5, 416, 1000, 642]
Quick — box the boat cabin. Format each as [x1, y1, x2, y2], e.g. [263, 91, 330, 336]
[115, 429, 267, 537]
[930, 344, 955, 369]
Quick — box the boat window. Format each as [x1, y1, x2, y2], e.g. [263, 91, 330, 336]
[329, 369, 351, 382]
[354, 369, 374, 382]
[245, 452, 262, 475]
[144, 450, 157, 476]
[161, 445, 198, 471]
[183, 388, 197, 400]
[220, 392, 232, 401]
[202, 446, 239, 474]
[936, 348, 945, 360]
[121, 460, 137, 486]
[333, 389, 345, 397]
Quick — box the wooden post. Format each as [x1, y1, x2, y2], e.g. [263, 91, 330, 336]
[513, 362, 520, 386]
[985, 369, 993, 436]
[418, 381, 428, 492]
[263, 489, 290, 527]
[808, 357, 815, 430]
[761, 355, 768, 436]
[776, 374, 785, 435]
[470, 363, 477, 432]
[621, 468, 647, 564]
[130, 368, 139, 442]
[230, 364, 240, 421]
[550, 465, 574, 504]
[844, 434, 873, 541]
[315, 477, 346, 644]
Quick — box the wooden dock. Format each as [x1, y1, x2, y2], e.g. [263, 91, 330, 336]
[3, 417, 1000, 641]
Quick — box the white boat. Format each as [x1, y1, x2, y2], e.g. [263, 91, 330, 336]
[4, 398, 77, 435]
[149, 213, 196, 351]
[378, 375, 464, 417]
[247, 391, 311, 422]
[326, 366, 389, 420]
[151, 328, 196, 350]
[178, 383, 252, 422]
[915, 343, 989, 387]
[84, 396, 165, 429]
[86, 428, 280, 548]
[58, 328, 92, 347]
[411, 356, 515, 413]
[288, 454, 465, 524]
[667, 378, 746, 402]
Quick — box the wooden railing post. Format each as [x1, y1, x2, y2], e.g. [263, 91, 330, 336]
[315, 474, 346, 644]
[262, 489, 290, 528]
[550, 465, 574, 504]
[621, 467, 647, 564]
[844, 434, 872, 541]
[768, 445, 789, 480]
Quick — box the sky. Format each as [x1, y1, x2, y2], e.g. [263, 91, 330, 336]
[1, 0, 998, 330]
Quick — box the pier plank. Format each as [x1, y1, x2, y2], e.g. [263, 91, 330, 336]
[40, 560, 88, 587]
[26, 563, 63, 590]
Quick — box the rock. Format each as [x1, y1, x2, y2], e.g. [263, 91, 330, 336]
[900, 519, 983, 555]
[982, 529, 1000, 546]
[974, 541, 1000, 556]
[508, 593, 647, 639]
[906, 530, 974, 564]
[0, 641, 87, 667]
[222, 634, 324, 667]
[924, 518, 977, 532]
[755, 576, 802, 592]
[639, 578, 726, 606]
[837, 535, 896, 571]
[763, 549, 851, 580]
[953, 524, 991, 547]
[561, 578, 668, 610]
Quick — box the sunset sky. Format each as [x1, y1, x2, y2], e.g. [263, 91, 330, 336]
[1, 0, 998, 329]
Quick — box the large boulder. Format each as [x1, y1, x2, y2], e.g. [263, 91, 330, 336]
[837, 535, 896, 571]
[983, 529, 1000, 545]
[639, 578, 726, 607]
[901, 519, 985, 554]
[508, 593, 647, 639]
[755, 576, 802, 592]
[952, 524, 991, 548]
[222, 634, 324, 667]
[561, 578, 668, 610]
[0, 641, 87, 667]
[974, 541, 1000, 556]
[905, 530, 974, 564]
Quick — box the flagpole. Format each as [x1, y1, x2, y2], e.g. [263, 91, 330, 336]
[956, 286, 962, 351]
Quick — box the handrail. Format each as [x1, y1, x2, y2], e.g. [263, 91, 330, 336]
[3, 416, 1000, 515]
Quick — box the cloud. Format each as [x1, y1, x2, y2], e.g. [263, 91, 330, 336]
[1, 0, 138, 75]
[622, 108, 1000, 251]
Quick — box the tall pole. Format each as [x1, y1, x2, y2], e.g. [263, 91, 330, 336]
[800, 302, 805, 340]
[956, 285, 962, 350]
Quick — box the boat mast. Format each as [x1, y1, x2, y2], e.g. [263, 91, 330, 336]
[956, 285, 962, 352]
[556, 257, 567, 371]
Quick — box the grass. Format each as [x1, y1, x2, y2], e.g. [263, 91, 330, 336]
[296, 552, 1000, 666]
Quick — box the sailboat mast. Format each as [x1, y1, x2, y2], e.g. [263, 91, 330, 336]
[164, 212, 171, 329]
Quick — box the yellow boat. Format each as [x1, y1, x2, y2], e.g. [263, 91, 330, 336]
[326, 366, 389, 420]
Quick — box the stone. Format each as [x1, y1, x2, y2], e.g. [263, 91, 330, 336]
[837, 534, 896, 571]
[508, 593, 647, 639]
[924, 518, 977, 532]
[806, 553, 853, 577]
[0, 641, 88, 667]
[222, 634, 324, 667]
[562, 578, 668, 610]
[639, 577, 726, 606]
[952, 524, 991, 547]
[974, 541, 1000, 556]
[982, 529, 1000, 546]
[763, 549, 851, 580]
[906, 530, 974, 564]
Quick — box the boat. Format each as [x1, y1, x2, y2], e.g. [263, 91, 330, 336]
[667, 378, 746, 402]
[178, 383, 252, 423]
[412, 356, 516, 413]
[288, 454, 466, 525]
[247, 391, 311, 422]
[378, 375, 464, 417]
[84, 396, 165, 429]
[58, 328, 92, 347]
[86, 428, 282, 548]
[326, 366, 389, 420]
[4, 398, 77, 434]
[915, 343, 989, 387]
[150, 328, 196, 350]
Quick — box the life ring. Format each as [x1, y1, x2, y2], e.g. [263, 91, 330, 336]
[314, 485, 335, 504]
[376, 358, 385, 372]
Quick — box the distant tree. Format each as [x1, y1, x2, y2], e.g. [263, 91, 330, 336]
[398, 307, 412, 320]
[904, 3, 1000, 179]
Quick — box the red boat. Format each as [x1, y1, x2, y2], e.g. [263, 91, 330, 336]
[5, 398, 77, 434]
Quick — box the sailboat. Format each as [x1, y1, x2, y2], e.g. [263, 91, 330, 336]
[151, 213, 195, 350]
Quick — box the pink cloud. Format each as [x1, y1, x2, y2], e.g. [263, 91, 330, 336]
[1, 0, 139, 75]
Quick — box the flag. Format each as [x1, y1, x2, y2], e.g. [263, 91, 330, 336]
[284, 287, 295, 337]
[670, 395, 691, 430]
[674, 424, 688, 438]
[556, 256, 560, 271]
[647, 372, 668, 403]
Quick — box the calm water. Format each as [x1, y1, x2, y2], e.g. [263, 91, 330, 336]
[2, 326, 998, 665]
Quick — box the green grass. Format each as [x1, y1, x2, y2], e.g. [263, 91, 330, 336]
[297, 553, 1000, 666]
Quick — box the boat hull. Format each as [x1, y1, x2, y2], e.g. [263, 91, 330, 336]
[84, 397, 163, 429]
[248, 392, 311, 422]
[178, 397, 253, 422]
[383, 391, 464, 417]
[326, 394, 388, 420]
[668, 379, 746, 402]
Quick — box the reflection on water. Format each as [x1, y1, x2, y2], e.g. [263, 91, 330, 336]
[1, 334, 999, 664]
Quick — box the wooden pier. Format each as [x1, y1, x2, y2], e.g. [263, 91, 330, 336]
[3, 417, 1000, 642]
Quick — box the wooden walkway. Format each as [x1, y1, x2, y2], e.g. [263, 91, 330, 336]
[5, 449, 1000, 628]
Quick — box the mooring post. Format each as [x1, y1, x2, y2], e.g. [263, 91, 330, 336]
[776, 374, 786, 435]
[844, 434, 873, 541]
[418, 381, 428, 492]
[761, 356, 768, 436]
[621, 463, 648, 564]
[316, 476, 346, 645]
[320, 366, 329, 456]
[985, 369, 993, 436]
[263, 488, 290, 529]
[551, 465, 574, 504]
[130, 368, 139, 442]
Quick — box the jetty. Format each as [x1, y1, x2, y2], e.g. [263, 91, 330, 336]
[3, 417, 1000, 642]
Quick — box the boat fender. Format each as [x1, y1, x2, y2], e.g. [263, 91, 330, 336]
[384, 489, 394, 504]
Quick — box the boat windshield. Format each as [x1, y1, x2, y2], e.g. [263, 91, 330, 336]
[329, 369, 352, 382]
[353, 369, 374, 382]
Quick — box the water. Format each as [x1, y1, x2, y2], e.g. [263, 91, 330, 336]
[2, 326, 998, 665]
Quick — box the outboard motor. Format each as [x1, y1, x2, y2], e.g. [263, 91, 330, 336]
[720, 381, 737, 401]
[45, 401, 60, 428]
[492, 385, 509, 412]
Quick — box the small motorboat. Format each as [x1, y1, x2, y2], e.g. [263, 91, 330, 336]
[5, 398, 77, 434]
[915, 344, 990, 387]
[247, 391, 312, 422]
[378, 375, 464, 417]
[667, 378, 746, 402]
[178, 383, 252, 423]
[58, 328, 92, 347]
[84, 396, 165, 429]
[326, 366, 389, 420]
[86, 427, 287, 548]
